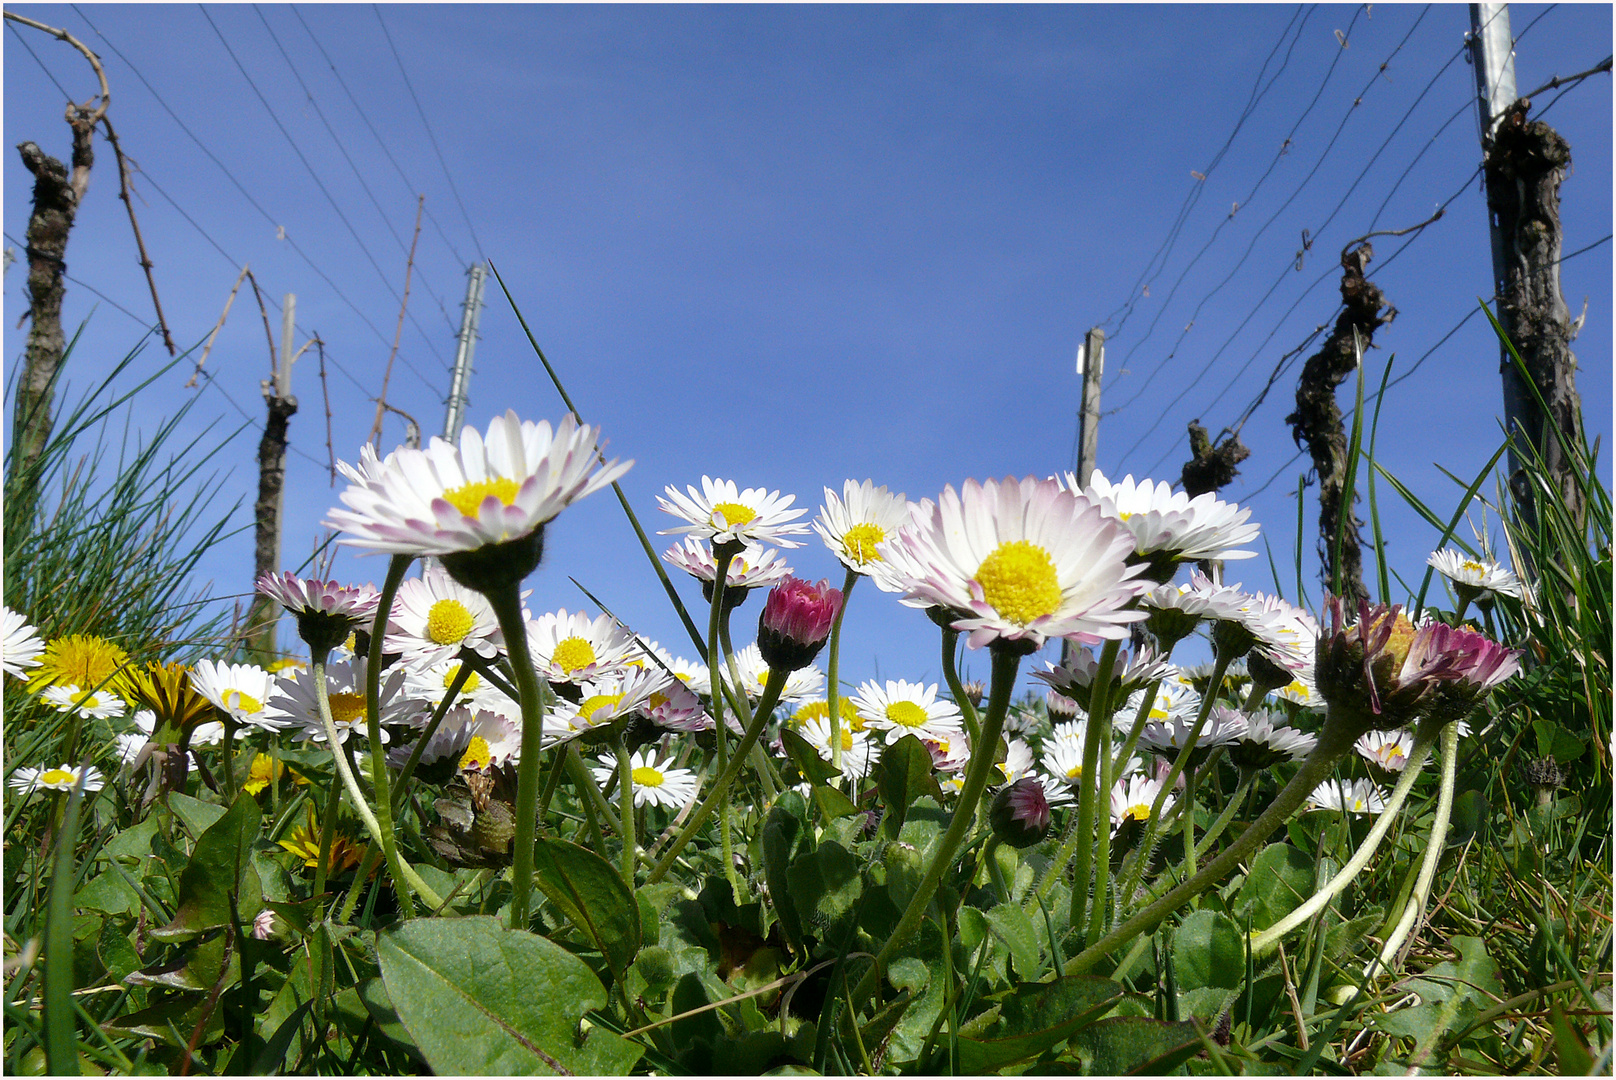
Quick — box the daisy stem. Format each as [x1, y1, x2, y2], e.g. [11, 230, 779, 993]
[310, 649, 340, 903]
[219, 713, 239, 804]
[1193, 770, 1255, 860]
[940, 628, 981, 745]
[706, 543, 741, 901]
[615, 732, 636, 886]
[1181, 767, 1200, 898]
[313, 656, 443, 915]
[568, 747, 609, 853]
[645, 668, 789, 884]
[1063, 713, 1360, 977]
[1247, 720, 1439, 956]
[848, 645, 1020, 1016]
[483, 584, 548, 932]
[365, 556, 419, 920]
[715, 616, 785, 800]
[1111, 650, 1235, 920]
[1086, 645, 1125, 944]
[1111, 677, 1163, 781]
[1375, 720, 1459, 971]
[825, 569, 859, 787]
[1068, 639, 1121, 936]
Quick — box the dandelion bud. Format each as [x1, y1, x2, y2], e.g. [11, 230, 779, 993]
[989, 778, 1052, 849]
[961, 680, 986, 708]
[756, 578, 843, 674]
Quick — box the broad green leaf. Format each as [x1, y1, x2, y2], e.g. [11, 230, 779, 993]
[956, 976, 1123, 1074]
[810, 784, 859, 821]
[1448, 790, 1489, 846]
[1532, 719, 1586, 764]
[355, 978, 424, 1062]
[877, 736, 943, 838]
[1550, 1001, 1594, 1074]
[1069, 1016, 1203, 1075]
[530, 837, 641, 978]
[986, 903, 1041, 981]
[1172, 909, 1244, 991]
[378, 915, 643, 1076]
[786, 840, 863, 932]
[781, 729, 843, 786]
[167, 792, 226, 838]
[763, 794, 807, 955]
[1234, 843, 1314, 931]
[149, 793, 261, 942]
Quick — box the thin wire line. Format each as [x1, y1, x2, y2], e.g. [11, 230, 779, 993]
[7, 20, 76, 101]
[199, 4, 445, 393]
[372, 5, 487, 261]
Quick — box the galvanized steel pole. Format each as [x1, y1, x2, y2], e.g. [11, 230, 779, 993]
[444, 263, 486, 439]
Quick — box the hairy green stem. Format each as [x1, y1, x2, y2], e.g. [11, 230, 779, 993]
[939, 627, 982, 745]
[1062, 710, 1361, 977]
[848, 645, 1020, 1015]
[1374, 720, 1459, 970]
[1193, 771, 1255, 860]
[483, 585, 547, 930]
[825, 569, 859, 783]
[364, 556, 417, 918]
[705, 544, 740, 899]
[1248, 719, 1439, 956]
[646, 668, 788, 883]
[1069, 639, 1121, 935]
[615, 732, 636, 886]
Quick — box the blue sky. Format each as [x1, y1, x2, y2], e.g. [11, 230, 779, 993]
[5, 4, 1611, 696]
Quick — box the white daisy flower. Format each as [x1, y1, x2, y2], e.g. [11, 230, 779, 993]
[1040, 726, 1092, 788]
[662, 539, 793, 591]
[877, 477, 1148, 650]
[995, 738, 1038, 784]
[1035, 644, 1173, 710]
[591, 749, 700, 809]
[401, 658, 519, 719]
[1110, 773, 1175, 825]
[267, 657, 418, 745]
[40, 684, 126, 721]
[729, 643, 824, 704]
[526, 609, 639, 685]
[797, 714, 875, 779]
[852, 679, 965, 744]
[630, 640, 712, 698]
[9, 763, 105, 794]
[1354, 728, 1417, 773]
[933, 734, 975, 793]
[385, 564, 506, 670]
[657, 476, 810, 549]
[2, 608, 45, 678]
[1428, 549, 1523, 603]
[1306, 777, 1386, 816]
[1118, 679, 1198, 727]
[113, 732, 148, 766]
[1229, 590, 1318, 685]
[255, 572, 381, 631]
[1073, 470, 1260, 565]
[327, 411, 631, 557]
[1226, 709, 1317, 770]
[813, 480, 912, 578]
[1137, 706, 1242, 765]
[189, 660, 287, 733]
[1272, 678, 1323, 710]
[546, 667, 670, 745]
[387, 707, 521, 770]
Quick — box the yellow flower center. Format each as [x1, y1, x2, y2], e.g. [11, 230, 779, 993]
[40, 768, 76, 787]
[578, 693, 624, 723]
[244, 754, 281, 795]
[426, 599, 476, 645]
[1461, 559, 1486, 575]
[343, 632, 358, 653]
[443, 477, 522, 518]
[459, 736, 492, 771]
[1066, 764, 1084, 781]
[328, 692, 366, 725]
[886, 701, 929, 729]
[975, 540, 1063, 626]
[1381, 614, 1417, 669]
[267, 657, 303, 674]
[551, 637, 597, 675]
[648, 691, 670, 710]
[710, 501, 757, 529]
[841, 523, 886, 565]
[32, 634, 129, 693]
[225, 689, 263, 714]
[631, 765, 665, 787]
[1125, 802, 1151, 822]
[443, 665, 481, 693]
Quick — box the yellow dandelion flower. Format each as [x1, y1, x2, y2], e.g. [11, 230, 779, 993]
[29, 634, 129, 694]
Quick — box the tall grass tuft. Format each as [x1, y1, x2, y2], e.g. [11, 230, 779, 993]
[3, 330, 246, 666]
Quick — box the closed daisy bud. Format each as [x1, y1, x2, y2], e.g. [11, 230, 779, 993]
[989, 778, 1052, 849]
[756, 578, 843, 674]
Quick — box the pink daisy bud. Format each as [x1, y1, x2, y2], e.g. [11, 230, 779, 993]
[756, 577, 843, 674]
[990, 778, 1052, 849]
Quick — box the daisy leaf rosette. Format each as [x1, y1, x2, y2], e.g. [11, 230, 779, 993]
[326, 411, 631, 588]
[880, 477, 1148, 652]
[384, 564, 507, 671]
[525, 608, 640, 685]
[1071, 469, 1260, 575]
[658, 476, 811, 549]
[2, 607, 45, 679]
[813, 479, 912, 577]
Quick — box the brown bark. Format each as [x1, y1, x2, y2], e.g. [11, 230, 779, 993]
[1485, 99, 1586, 531]
[245, 392, 297, 659]
[1286, 244, 1396, 604]
[11, 111, 96, 483]
[1180, 422, 1250, 498]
